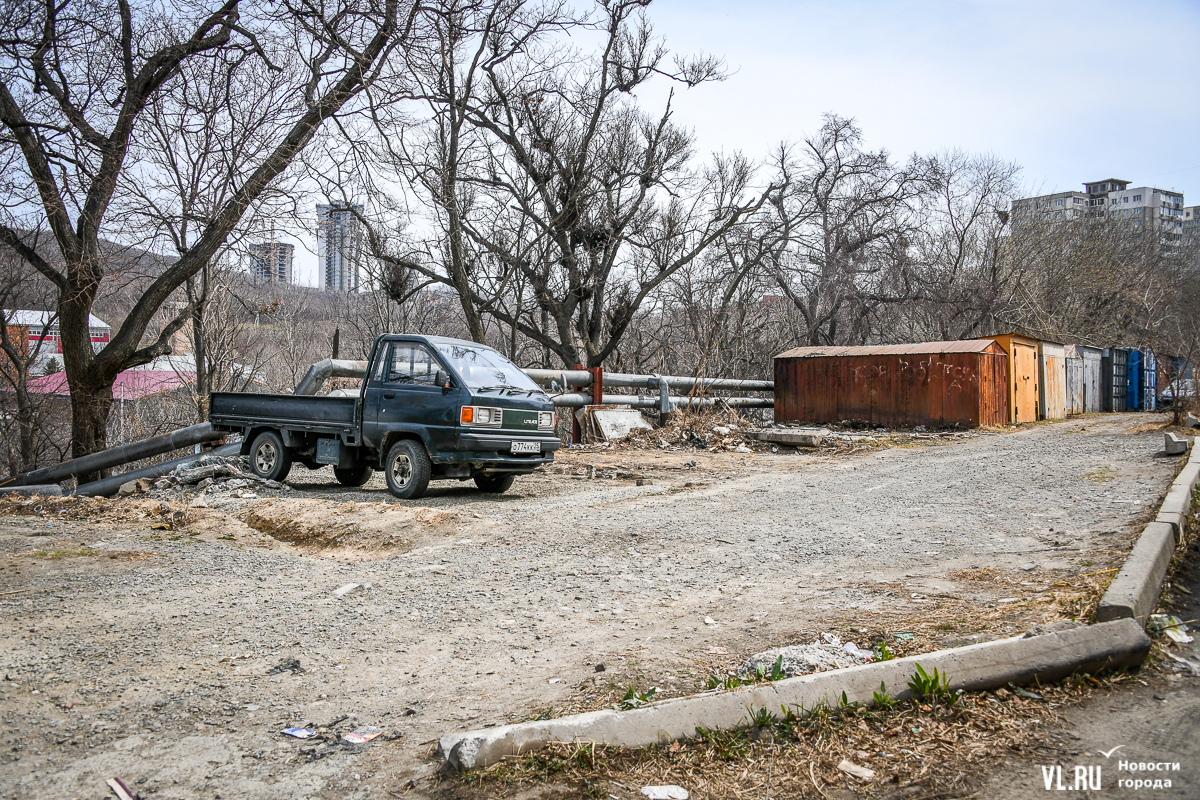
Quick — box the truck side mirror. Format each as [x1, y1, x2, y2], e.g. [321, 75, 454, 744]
[435, 369, 450, 391]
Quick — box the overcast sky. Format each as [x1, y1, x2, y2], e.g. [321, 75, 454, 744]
[293, 0, 1200, 285]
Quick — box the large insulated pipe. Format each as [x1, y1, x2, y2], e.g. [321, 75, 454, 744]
[294, 359, 369, 396]
[75, 442, 241, 498]
[523, 368, 772, 392]
[548, 393, 772, 409]
[1, 423, 225, 488]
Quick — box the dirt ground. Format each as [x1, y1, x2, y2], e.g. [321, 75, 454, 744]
[0, 413, 1188, 799]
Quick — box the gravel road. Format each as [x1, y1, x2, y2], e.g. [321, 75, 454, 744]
[0, 414, 1181, 799]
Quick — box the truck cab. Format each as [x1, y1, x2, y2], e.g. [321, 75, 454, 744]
[210, 334, 560, 499]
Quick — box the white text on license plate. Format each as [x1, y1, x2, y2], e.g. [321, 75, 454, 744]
[510, 441, 540, 454]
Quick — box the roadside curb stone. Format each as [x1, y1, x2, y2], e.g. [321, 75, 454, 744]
[438, 619, 1150, 770]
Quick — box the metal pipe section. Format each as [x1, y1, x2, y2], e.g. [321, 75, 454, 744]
[75, 443, 242, 498]
[1, 423, 224, 488]
[294, 359, 369, 396]
[523, 369, 594, 386]
[522, 368, 771, 392]
[548, 393, 772, 409]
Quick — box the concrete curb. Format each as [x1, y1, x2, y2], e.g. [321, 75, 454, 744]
[1095, 522, 1178, 626]
[438, 619, 1149, 770]
[1098, 443, 1197, 621]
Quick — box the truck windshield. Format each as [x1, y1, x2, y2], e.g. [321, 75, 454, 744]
[434, 343, 543, 392]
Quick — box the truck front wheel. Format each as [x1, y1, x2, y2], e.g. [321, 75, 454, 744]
[384, 440, 431, 500]
[474, 474, 515, 493]
[249, 431, 292, 482]
[334, 463, 373, 487]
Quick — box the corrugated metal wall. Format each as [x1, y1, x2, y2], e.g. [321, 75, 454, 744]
[1078, 346, 1104, 413]
[1065, 349, 1084, 415]
[1038, 342, 1067, 420]
[773, 347, 1009, 428]
[1103, 349, 1128, 412]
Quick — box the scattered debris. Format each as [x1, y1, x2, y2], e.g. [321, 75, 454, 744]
[280, 727, 317, 739]
[106, 777, 136, 800]
[1150, 614, 1195, 643]
[267, 658, 305, 675]
[837, 759, 876, 780]
[641, 786, 689, 799]
[739, 642, 869, 679]
[342, 726, 384, 744]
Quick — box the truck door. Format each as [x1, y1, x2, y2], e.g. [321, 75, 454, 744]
[364, 341, 461, 458]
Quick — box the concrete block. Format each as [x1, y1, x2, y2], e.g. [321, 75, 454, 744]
[1165, 432, 1190, 456]
[1172, 462, 1200, 493]
[1096, 522, 1177, 627]
[438, 619, 1149, 770]
[1155, 511, 1187, 543]
[1185, 412, 1199, 429]
[0, 484, 63, 498]
[1159, 484, 1194, 518]
[757, 428, 830, 447]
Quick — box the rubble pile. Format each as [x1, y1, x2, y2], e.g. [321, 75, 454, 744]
[116, 455, 290, 501]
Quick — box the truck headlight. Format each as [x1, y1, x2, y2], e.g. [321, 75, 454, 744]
[461, 406, 503, 427]
[538, 411, 556, 429]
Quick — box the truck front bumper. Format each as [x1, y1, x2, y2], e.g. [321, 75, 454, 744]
[450, 433, 561, 471]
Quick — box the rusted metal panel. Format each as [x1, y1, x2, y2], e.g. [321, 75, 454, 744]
[777, 340, 1003, 359]
[1038, 341, 1067, 420]
[773, 340, 1009, 428]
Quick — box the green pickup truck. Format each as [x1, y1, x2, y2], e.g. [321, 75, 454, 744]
[209, 334, 560, 499]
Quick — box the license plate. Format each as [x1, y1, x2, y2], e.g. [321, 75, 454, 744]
[510, 441, 540, 454]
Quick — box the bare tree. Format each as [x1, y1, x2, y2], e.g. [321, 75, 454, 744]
[768, 115, 932, 346]
[0, 0, 414, 471]
[357, 0, 772, 368]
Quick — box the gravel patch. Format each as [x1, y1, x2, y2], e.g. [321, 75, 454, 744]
[0, 414, 1179, 798]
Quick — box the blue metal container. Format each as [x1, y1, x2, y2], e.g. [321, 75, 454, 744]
[1127, 349, 1143, 410]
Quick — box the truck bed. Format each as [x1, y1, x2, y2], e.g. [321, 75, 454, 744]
[209, 391, 358, 432]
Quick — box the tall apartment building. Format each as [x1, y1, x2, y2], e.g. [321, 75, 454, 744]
[316, 204, 364, 292]
[1183, 205, 1200, 247]
[1012, 178, 1185, 241]
[248, 241, 295, 284]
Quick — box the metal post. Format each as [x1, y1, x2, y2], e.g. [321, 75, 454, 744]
[654, 374, 674, 427]
[591, 367, 603, 405]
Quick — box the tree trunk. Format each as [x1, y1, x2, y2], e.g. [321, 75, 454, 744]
[69, 383, 114, 483]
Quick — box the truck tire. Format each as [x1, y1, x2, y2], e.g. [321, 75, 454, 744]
[334, 463, 373, 487]
[249, 431, 292, 482]
[384, 440, 431, 500]
[474, 474, 515, 493]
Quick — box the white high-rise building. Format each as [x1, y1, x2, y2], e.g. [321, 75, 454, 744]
[248, 241, 295, 284]
[1011, 178, 1184, 241]
[316, 204, 364, 292]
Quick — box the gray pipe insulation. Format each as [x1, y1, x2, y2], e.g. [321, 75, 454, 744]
[74, 443, 241, 498]
[1, 423, 225, 488]
[294, 359, 370, 395]
[548, 393, 773, 409]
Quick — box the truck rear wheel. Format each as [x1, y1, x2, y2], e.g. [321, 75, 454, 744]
[474, 474, 515, 493]
[384, 440, 431, 500]
[334, 463, 373, 487]
[249, 431, 292, 482]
